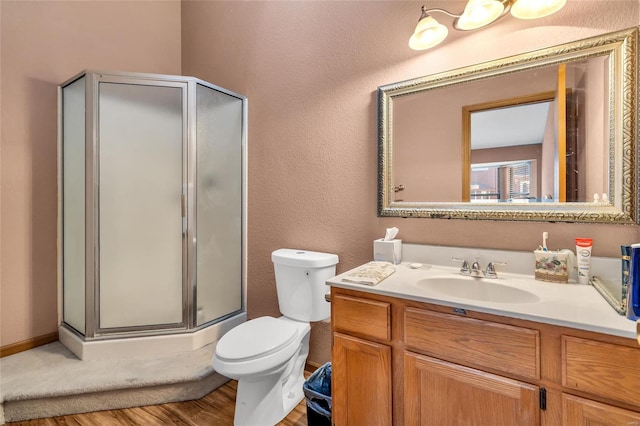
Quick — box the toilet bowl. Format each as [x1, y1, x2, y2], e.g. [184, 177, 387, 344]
[214, 316, 311, 425]
[212, 248, 338, 426]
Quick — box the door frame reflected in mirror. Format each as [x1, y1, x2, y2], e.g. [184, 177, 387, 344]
[462, 89, 581, 203]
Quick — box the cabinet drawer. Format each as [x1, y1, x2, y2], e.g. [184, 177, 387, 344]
[562, 335, 640, 408]
[332, 294, 391, 341]
[404, 308, 540, 380]
[563, 393, 640, 424]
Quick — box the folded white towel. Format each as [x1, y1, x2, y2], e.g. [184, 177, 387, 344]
[341, 261, 396, 286]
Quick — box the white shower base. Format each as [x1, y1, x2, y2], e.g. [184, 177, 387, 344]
[59, 312, 246, 361]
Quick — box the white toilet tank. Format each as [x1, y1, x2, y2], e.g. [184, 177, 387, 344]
[271, 249, 339, 322]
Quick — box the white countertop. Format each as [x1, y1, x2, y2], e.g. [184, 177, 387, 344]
[327, 262, 638, 340]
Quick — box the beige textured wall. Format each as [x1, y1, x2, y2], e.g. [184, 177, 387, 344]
[1, 0, 639, 367]
[181, 0, 640, 365]
[0, 0, 182, 347]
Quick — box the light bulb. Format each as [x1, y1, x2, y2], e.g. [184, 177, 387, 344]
[456, 0, 505, 30]
[409, 16, 449, 50]
[511, 0, 567, 19]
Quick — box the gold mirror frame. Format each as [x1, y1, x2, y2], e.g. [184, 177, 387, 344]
[378, 28, 638, 223]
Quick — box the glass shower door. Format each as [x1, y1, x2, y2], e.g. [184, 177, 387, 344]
[195, 83, 244, 326]
[97, 81, 185, 330]
[62, 76, 86, 334]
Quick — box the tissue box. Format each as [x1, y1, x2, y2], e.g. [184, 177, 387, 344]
[373, 239, 402, 264]
[534, 250, 569, 283]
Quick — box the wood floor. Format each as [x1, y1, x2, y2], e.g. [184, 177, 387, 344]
[6, 380, 309, 426]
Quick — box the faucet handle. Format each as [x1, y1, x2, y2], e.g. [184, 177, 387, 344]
[485, 261, 507, 279]
[452, 257, 471, 275]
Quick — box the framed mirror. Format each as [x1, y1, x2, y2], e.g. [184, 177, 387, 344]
[378, 28, 638, 223]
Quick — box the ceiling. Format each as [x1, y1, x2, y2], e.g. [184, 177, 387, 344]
[470, 101, 553, 150]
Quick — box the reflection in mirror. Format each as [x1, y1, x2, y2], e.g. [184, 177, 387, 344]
[463, 60, 608, 204]
[379, 28, 637, 223]
[466, 95, 557, 203]
[468, 101, 552, 203]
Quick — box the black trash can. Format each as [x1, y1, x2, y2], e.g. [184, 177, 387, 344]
[303, 362, 331, 426]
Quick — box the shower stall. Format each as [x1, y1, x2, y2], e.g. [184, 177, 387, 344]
[58, 71, 246, 360]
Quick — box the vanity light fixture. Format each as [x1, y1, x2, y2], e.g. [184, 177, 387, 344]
[510, 0, 567, 19]
[409, 0, 567, 50]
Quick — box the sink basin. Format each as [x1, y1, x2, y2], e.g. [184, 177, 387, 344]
[416, 276, 540, 304]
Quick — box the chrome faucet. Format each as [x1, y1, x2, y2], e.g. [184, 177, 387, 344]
[485, 262, 498, 278]
[452, 257, 471, 275]
[470, 259, 483, 277]
[484, 261, 506, 278]
[452, 257, 506, 278]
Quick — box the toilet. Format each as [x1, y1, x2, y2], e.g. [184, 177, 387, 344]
[212, 248, 339, 426]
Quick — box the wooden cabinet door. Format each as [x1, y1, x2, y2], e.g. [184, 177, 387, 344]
[562, 394, 640, 425]
[404, 351, 539, 426]
[332, 332, 392, 426]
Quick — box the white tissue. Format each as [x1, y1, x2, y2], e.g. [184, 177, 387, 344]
[384, 227, 399, 241]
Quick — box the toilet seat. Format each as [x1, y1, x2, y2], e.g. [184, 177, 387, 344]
[215, 316, 298, 362]
[213, 316, 308, 377]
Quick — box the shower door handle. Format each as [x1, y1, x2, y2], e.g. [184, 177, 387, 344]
[181, 194, 187, 236]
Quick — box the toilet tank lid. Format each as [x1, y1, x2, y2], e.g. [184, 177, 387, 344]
[272, 249, 339, 268]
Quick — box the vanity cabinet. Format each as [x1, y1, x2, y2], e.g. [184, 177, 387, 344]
[330, 287, 640, 426]
[404, 352, 539, 426]
[333, 333, 392, 425]
[331, 294, 392, 425]
[403, 307, 540, 425]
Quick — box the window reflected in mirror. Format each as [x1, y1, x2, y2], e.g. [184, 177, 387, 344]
[470, 160, 535, 202]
